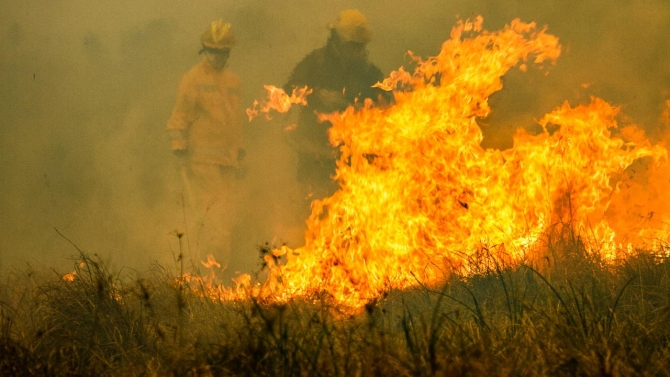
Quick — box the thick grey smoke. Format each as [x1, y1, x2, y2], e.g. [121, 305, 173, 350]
[1, 0, 668, 278]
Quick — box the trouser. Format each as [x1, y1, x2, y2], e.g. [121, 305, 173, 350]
[293, 154, 340, 233]
[296, 154, 338, 200]
[182, 162, 239, 269]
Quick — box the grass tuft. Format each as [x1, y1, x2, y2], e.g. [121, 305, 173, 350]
[1, 237, 670, 376]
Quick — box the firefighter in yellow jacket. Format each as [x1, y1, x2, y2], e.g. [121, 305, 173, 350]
[167, 20, 244, 266]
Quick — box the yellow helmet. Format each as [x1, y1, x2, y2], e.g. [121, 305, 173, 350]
[328, 9, 372, 44]
[201, 20, 235, 49]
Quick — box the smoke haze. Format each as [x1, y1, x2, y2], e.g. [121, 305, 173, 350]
[1, 0, 668, 277]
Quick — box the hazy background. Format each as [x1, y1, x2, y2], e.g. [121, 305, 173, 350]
[1, 0, 669, 278]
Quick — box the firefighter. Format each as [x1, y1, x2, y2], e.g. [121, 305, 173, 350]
[167, 20, 245, 266]
[284, 9, 389, 203]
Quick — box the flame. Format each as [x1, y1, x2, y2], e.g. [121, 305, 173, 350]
[246, 85, 312, 121]
[201, 253, 222, 269]
[199, 17, 669, 309]
[62, 261, 86, 282]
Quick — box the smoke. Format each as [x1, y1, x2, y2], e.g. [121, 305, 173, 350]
[1, 0, 668, 277]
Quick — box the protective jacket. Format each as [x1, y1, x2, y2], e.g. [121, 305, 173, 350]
[167, 60, 242, 166]
[283, 44, 387, 189]
[284, 45, 386, 156]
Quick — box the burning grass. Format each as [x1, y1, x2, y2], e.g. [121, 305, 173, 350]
[238, 16, 670, 309]
[1, 238, 670, 376]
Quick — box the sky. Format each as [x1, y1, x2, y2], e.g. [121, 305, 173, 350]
[1, 0, 668, 278]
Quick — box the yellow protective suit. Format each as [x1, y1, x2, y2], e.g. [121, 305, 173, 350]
[167, 59, 243, 266]
[168, 60, 243, 165]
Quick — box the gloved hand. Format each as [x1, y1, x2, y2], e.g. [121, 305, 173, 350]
[317, 89, 348, 112]
[173, 149, 188, 158]
[172, 149, 188, 170]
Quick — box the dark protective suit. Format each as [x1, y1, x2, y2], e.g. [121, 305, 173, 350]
[284, 43, 387, 200]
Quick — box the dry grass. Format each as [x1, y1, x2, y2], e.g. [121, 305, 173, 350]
[1, 236, 670, 376]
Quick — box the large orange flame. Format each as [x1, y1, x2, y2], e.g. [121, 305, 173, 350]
[203, 17, 669, 309]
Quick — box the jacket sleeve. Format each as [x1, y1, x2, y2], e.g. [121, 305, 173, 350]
[363, 64, 393, 106]
[284, 53, 336, 113]
[166, 75, 195, 151]
[283, 51, 318, 93]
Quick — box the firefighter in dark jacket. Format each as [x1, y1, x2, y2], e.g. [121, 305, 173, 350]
[284, 9, 388, 202]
